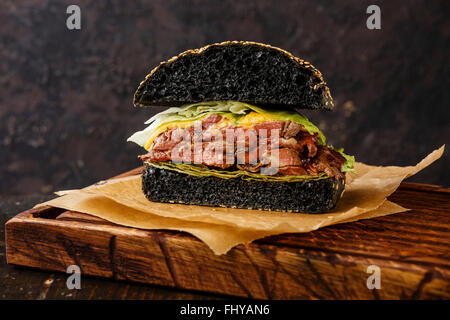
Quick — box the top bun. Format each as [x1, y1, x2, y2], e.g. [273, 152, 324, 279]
[134, 41, 334, 110]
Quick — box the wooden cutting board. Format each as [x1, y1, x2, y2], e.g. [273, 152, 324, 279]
[5, 167, 450, 299]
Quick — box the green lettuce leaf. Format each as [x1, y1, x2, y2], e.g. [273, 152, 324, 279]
[329, 146, 355, 173]
[147, 161, 329, 182]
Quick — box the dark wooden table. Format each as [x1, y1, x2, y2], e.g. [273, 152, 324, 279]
[1, 182, 449, 300]
[0, 195, 227, 300]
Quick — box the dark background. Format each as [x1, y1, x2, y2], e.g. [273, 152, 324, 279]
[0, 0, 448, 195]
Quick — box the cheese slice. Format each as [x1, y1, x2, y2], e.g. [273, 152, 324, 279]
[144, 115, 207, 150]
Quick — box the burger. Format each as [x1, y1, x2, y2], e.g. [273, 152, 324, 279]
[127, 41, 354, 213]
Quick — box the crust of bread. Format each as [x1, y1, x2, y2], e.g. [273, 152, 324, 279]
[133, 41, 334, 109]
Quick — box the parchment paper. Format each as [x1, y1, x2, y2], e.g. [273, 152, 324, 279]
[36, 145, 444, 254]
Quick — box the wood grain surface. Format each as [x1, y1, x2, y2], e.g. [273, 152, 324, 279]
[4, 168, 450, 299]
[0, 195, 222, 300]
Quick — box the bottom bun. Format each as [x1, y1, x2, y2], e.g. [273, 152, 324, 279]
[141, 165, 345, 214]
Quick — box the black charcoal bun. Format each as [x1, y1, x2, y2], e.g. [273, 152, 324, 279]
[142, 166, 345, 214]
[134, 41, 334, 110]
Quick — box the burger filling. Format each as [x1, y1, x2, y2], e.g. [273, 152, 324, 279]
[128, 101, 354, 181]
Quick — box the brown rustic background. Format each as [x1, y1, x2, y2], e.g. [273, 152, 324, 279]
[0, 0, 448, 195]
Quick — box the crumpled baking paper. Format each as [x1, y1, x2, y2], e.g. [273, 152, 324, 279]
[36, 145, 444, 255]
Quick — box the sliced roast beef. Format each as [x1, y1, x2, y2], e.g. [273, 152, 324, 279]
[278, 166, 308, 176]
[280, 133, 318, 158]
[306, 146, 346, 179]
[152, 127, 189, 151]
[201, 140, 234, 169]
[253, 121, 284, 137]
[237, 163, 263, 172]
[139, 150, 171, 162]
[282, 121, 303, 138]
[202, 114, 223, 130]
[140, 116, 347, 179]
[276, 148, 302, 167]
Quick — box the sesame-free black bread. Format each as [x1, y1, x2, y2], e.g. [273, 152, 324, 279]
[134, 41, 334, 110]
[142, 165, 345, 214]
